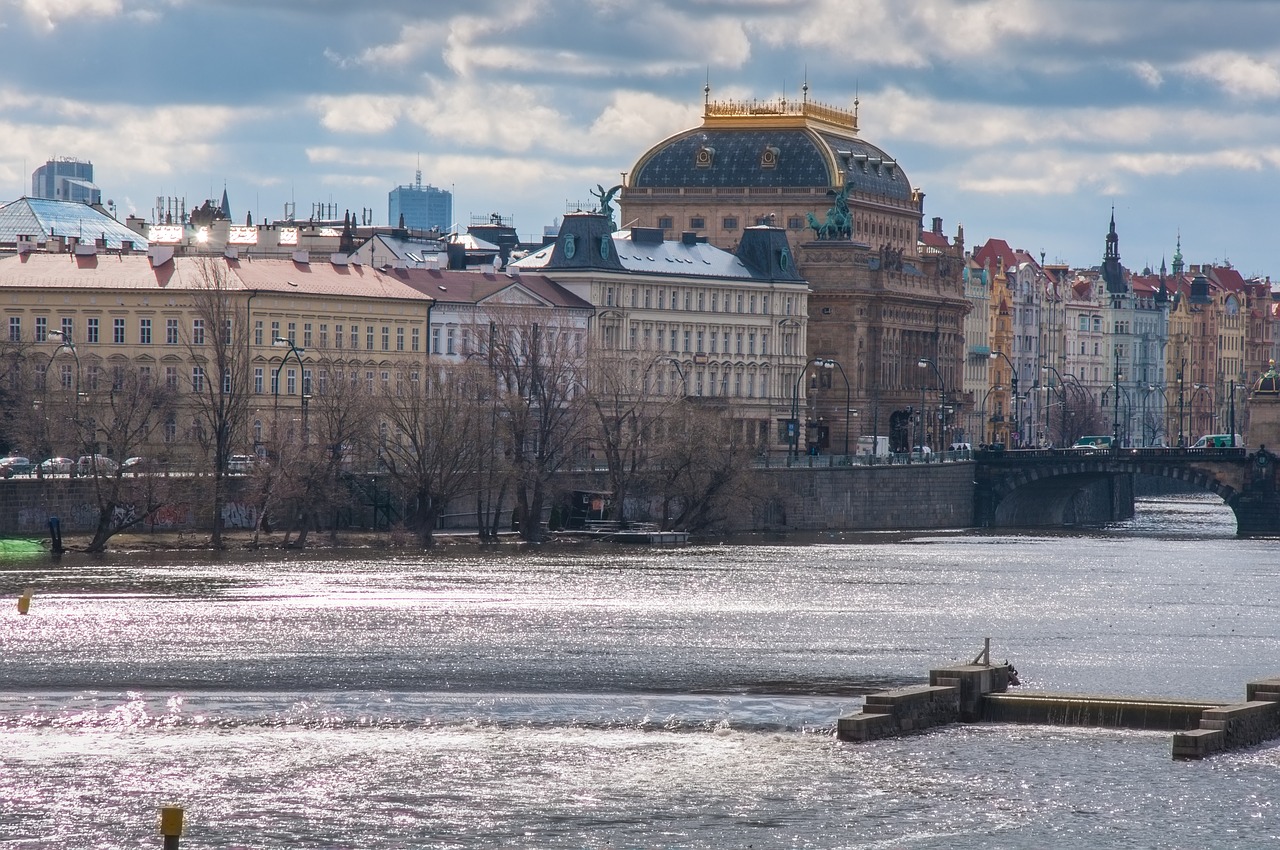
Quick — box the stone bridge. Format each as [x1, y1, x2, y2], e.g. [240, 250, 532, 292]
[974, 446, 1280, 537]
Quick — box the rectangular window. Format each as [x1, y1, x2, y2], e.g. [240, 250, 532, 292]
[35, 316, 47, 342]
[164, 414, 176, 444]
[303, 323, 312, 348]
[396, 327, 405, 351]
[366, 371, 375, 393]
[447, 327, 456, 355]
[302, 369, 312, 395]
[139, 318, 152, 344]
[318, 370, 328, 395]
[761, 332, 768, 355]
[319, 324, 328, 349]
[670, 330, 678, 353]
[8, 317, 19, 342]
[690, 216, 705, 229]
[87, 364, 101, 391]
[350, 326, 359, 349]
[382, 326, 390, 351]
[255, 320, 264, 346]
[432, 327, 441, 354]
[254, 367, 264, 394]
[736, 332, 743, 354]
[165, 319, 178, 345]
[192, 319, 205, 345]
[335, 325, 343, 349]
[671, 291, 678, 310]
[191, 366, 205, 393]
[287, 322, 296, 344]
[139, 365, 151, 385]
[657, 216, 673, 229]
[165, 366, 179, 389]
[60, 363, 74, 390]
[683, 330, 691, 352]
[286, 368, 296, 395]
[223, 367, 232, 394]
[61, 317, 74, 341]
[412, 327, 420, 352]
[224, 319, 233, 345]
[697, 331, 704, 352]
[270, 367, 279, 396]
[748, 332, 756, 355]
[271, 321, 280, 344]
[366, 326, 375, 350]
[723, 216, 738, 230]
[114, 318, 126, 344]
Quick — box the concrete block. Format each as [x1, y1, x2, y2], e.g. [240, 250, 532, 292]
[1172, 728, 1224, 760]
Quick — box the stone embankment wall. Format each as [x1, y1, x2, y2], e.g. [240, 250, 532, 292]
[0, 477, 257, 536]
[0, 462, 979, 537]
[759, 462, 976, 531]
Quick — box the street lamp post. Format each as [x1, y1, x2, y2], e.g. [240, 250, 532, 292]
[1111, 347, 1123, 450]
[272, 337, 306, 442]
[1191, 383, 1213, 441]
[1177, 358, 1186, 446]
[1040, 365, 1069, 448]
[47, 330, 84, 463]
[979, 385, 1004, 446]
[825, 358, 851, 456]
[917, 358, 945, 452]
[790, 357, 821, 460]
[991, 350, 1018, 447]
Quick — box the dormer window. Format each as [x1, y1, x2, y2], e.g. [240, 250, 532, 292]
[761, 145, 780, 168]
[696, 145, 715, 168]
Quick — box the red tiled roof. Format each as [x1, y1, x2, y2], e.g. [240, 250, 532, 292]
[0, 253, 435, 305]
[972, 238, 1017, 271]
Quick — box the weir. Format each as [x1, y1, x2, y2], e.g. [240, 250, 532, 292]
[836, 650, 1280, 760]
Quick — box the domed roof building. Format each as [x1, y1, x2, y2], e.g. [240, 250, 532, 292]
[621, 85, 970, 453]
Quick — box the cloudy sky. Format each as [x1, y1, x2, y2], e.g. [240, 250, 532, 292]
[3, 0, 1280, 276]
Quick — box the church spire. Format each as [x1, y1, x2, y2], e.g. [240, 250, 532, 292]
[1103, 207, 1126, 294]
[1172, 230, 1184, 277]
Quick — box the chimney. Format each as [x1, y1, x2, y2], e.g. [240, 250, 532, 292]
[932, 217, 943, 235]
[148, 245, 174, 267]
[292, 250, 309, 264]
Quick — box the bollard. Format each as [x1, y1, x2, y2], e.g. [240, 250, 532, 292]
[17, 588, 32, 615]
[159, 806, 184, 849]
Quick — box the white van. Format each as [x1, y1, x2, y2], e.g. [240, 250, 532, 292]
[856, 436, 890, 457]
[1192, 434, 1243, 448]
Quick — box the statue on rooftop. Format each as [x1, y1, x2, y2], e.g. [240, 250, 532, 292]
[591, 184, 623, 230]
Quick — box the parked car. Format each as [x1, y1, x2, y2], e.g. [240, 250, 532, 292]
[122, 456, 163, 474]
[1071, 436, 1114, 452]
[37, 456, 75, 475]
[0, 455, 32, 478]
[76, 454, 119, 476]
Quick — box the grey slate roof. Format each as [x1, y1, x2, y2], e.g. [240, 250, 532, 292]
[512, 213, 805, 284]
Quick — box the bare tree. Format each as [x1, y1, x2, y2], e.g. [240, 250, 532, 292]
[488, 310, 590, 541]
[184, 258, 252, 548]
[586, 354, 675, 526]
[379, 360, 489, 545]
[647, 404, 762, 532]
[79, 366, 181, 552]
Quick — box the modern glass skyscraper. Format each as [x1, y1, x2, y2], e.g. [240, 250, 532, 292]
[388, 171, 451, 232]
[32, 158, 101, 205]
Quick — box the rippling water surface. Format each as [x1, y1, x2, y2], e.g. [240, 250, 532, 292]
[2, 494, 1278, 847]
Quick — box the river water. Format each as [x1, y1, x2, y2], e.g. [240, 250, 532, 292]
[1, 494, 1278, 848]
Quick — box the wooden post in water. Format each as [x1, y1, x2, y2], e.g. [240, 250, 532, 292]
[160, 806, 183, 849]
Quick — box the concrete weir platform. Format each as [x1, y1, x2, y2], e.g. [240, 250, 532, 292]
[837, 665, 1280, 760]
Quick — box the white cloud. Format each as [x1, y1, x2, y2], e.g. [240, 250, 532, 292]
[1181, 51, 1280, 99]
[311, 95, 405, 134]
[15, 0, 123, 30]
[1131, 61, 1163, 88]
[0, 90, 259, 187]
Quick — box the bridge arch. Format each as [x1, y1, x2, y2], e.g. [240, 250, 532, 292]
[975, 451, 1248, 532]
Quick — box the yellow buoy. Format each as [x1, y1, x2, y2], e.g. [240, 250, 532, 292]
[17, 589, 32, 615]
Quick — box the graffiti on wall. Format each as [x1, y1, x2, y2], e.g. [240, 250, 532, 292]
[221, 501, 258, 529]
